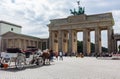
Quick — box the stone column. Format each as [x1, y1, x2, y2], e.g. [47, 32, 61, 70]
[23, 39, 26, 50]
[108, 27, 112, 53]
[22, 39, 26, 49]
[72, 30, 77, 54]
[1, 39, 3, 51]
[58, 30, 62, 52]
[41, 40, 43, 50]
[8, 39, 10, 48]
[9, 39, 12, 48]
[36, 41, 39, 48]
[62, 31, 68, 53]
[13, 39, 15, 48]
[31, 40, 33, 46]
[95, 28, 101, 55]
[53, 31, 59, 52]
[111, 29, 114, 53]
[114, 40, 117, 52]
[6, 39, 8, 48]
[18, 39, 22, 48]
[83, 29, 91, 55]
[2, 39, 7, 51]
[16, 39, 19, 48]
[33, 41, 35, 47]
[29, 40, 31, 46]
[68, 30, 72, 55]
[49, 30, 53, 50]
[0, 37, 2, 52]
[15, 39, 18, 48]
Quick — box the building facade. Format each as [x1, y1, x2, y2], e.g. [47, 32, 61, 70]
[0, 21, 48, 52]
[0, 21, 22, 35]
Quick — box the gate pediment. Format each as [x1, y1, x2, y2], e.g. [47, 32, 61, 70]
[2, 31, 19, 37]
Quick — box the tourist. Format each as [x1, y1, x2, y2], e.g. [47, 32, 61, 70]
[54, 51, 58, 60]
[59, 51, 63, 60]
[49, 49, 54, 61]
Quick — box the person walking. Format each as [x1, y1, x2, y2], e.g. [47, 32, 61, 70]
[59, 51, 63, 60]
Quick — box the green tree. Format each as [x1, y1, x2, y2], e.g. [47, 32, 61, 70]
[77, 41, 83, 53]
[77, 40, 108, 53]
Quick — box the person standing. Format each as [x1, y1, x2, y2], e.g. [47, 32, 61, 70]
[59, 51, 63, 60]
[55, 52, 58, 60]
[49, 49, 54, 61]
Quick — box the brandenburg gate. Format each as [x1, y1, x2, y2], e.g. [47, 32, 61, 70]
[48, 2, 114, 55]
[48, 13, 114, 55]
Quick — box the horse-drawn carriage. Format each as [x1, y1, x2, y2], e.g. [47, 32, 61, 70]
[0, 47, 44, 69]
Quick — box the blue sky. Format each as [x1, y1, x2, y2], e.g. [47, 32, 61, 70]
[0, 0, 120, 47]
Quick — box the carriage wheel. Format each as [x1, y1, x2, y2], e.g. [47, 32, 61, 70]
[36, 57, 44, 66]
[15, 55, 25, 70]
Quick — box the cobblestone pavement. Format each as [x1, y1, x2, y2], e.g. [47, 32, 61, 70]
[0, 57, 120, 79]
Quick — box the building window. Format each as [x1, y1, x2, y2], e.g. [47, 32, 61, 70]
[64, 34, 66, 37]
[55, 33, 57, 38]
[54, 39, 58, 43]
[11, 28, 13, 31]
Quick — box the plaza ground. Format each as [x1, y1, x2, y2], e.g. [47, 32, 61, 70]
[0, 57, 120, 79]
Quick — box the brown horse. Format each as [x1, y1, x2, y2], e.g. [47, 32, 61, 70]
[41, 52, 50, 65]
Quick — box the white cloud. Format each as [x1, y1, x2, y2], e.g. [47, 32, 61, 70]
[112, 10, 120, 34]
[0, 0, 120, 47]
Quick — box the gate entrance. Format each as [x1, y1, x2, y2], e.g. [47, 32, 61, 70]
[48, 13, 114, 55]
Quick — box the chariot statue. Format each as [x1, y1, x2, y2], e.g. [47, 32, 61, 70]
[70, 1, 85, 15]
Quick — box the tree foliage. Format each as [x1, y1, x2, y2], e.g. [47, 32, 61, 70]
[77, 40, 108, 53]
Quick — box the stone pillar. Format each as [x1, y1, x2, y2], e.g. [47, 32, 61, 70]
[0, 37, 2, 52]
[41, 40, 43, 50]
[111, 29, 114, 53]
[23, 39, 26, 50]
[33, 41, 35, 47]
[83, 29, 91, 55]
[1, 39, 3, 52]
[18, 39, 22, 48]
[58, 30, 62, 52]
[29, 40, 31, 46]
[8, 39, 10, 48]
[13, 39, 15, 48]
[68, 30, 72, 55]
[16, 39, 19, 48]
[31, 40, 33, 46]
[108, 27, 112, 53]
[2, 39, 8, 51]
[72, 30, 77, 54]
[53, 31, 59, 52]
[36, 41, 39, 48]
[62, 31, 68, 53]
[23, 39, 27, 50]
[95, 28, 101, 55]
[114, 40, 117, 52]
[6, 39, 8, 48]
[49, 30, 53, 50]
